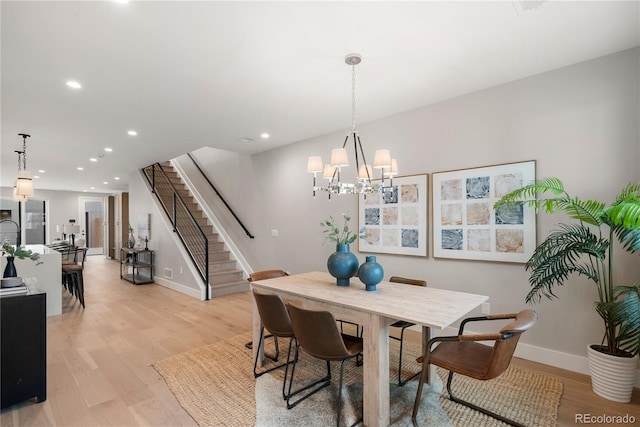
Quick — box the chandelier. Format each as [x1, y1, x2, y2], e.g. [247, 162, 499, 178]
[14, 133, 34, 200]
[12, 150, 28, 202]
[307, 54, 397, 198]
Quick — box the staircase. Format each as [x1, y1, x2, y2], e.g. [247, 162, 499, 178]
[143, 161, 249, 298]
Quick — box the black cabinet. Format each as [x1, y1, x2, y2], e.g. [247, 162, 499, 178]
[1, 291, 47, 408]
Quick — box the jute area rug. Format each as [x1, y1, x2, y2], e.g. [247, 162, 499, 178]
[153, 332, 563, 426]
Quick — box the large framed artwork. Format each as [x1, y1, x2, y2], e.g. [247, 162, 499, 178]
[432, 160, 536, 263]
[358, 174, 428, 257]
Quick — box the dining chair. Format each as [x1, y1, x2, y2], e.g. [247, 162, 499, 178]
[62, 247, 88, 308]
[412, 310, 538, 427]
[252, 290, 296, 400]
[388, 276, 427, 386]
[246, 269, 289, 351]
[286, 303, 363, 427]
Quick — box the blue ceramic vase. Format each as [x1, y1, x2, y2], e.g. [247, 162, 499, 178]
[327, 243, 359, 286]
[358, 256, 384, 291]
[3, 256, 17, 278]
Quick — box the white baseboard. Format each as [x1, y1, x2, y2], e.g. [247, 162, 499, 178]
[413, 325, 640, 388]
[152, 276, 203, 300]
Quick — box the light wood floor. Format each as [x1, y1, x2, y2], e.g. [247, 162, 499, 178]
[1, 256, 638, 426]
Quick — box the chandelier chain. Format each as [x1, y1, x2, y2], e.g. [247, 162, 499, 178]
[22, 136, 27, 170]
[351, 64, 356, 132]
[16, 151, 21, 172]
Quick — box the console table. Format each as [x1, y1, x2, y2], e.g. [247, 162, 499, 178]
[1, 290, 47, 408]
[120, 248, 154, 284]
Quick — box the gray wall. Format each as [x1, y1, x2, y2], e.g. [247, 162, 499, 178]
[175, 48, 639, 367]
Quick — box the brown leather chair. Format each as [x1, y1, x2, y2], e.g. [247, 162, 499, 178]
[286, 303, 363, 427]
[388, 276, 427, 386]
[246, 270, 289, 351]
[412, 310, 538, 427]
[252, 290, 296, 400]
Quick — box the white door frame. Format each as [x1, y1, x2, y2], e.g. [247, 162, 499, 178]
[78, 196, 106, 255]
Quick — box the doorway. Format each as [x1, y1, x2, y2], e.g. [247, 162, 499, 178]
[79, 197, 106, 255]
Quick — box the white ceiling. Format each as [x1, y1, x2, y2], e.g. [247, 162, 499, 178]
[2, 1, 638, 194]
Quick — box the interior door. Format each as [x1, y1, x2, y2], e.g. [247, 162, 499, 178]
[78, 197, 106, 255]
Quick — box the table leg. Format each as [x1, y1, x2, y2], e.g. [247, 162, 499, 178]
[362, 313, 389, 427]
[421, 325, 437, 385]
[251, 293, 264, 368]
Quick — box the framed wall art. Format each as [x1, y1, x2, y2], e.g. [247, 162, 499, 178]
[432, 160, 536, 263]
[358, 174, 428, 257]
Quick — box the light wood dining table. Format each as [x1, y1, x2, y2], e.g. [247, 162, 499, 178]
[251, 271, 488, 427]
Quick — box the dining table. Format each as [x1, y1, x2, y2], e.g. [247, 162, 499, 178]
[251, 271, 489, 427]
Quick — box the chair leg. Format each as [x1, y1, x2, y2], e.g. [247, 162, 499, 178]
[253, 328, 293, 380]
[286, 344, 331, 410]
[445, 372, 525, 427]
[397, 326, 419, 386]
[411, 358, 429, 426]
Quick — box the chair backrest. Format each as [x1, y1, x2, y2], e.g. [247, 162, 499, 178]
[252, 291, 294, 337]
[249, 269, 288, 282]
[286, 303, 352, 361]
[76, 247, 88, 268]
[389, 276, 427, 287]
[486, 310, 537, 379]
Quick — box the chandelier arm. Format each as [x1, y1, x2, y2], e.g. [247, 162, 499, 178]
[352, 132, 361, 174]
[355, 134, 371, 181]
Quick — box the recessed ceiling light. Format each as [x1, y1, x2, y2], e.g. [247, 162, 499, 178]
[239, 137, 254, 143]
[77, 167, 84, 171]
[128, 130, 137, 136]
[114, 0, 129, 3]
[104, 147, 113, 152]
[90, 158, 97, 162]
[83, 190, 87, 193]
[34, 176, 40, 179]
[66, 80, 82, 89]
[261, 133, 270, 139]
[90, 187, 95, 190]
[114, 177, 120, 180]
[103, 181, 109, 185]
[38, 170, 45, 173]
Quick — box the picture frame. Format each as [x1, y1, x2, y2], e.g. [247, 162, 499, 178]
[358, 174, 428, 257]
[432, 160, 536, 263]
[137, 213, 150, 243]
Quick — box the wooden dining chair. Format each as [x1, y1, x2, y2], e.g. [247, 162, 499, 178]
[388, 275, 427, 386]
[252, 290, 296, 400]
[286, 303, 363, 427]
[412, 310, 538, 427]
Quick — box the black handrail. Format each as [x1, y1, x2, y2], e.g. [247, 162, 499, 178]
[142, 163, 210, 300]
[187, 153, 255, 239]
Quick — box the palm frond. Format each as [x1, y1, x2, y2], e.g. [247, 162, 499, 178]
[525, 224, 607, 304]
[612, 282, 640, 356]
[552, 198, 606, 226]
[613, 225, 640, 253]
[493, 177, 565, 210]
[605, 196, 640, 229]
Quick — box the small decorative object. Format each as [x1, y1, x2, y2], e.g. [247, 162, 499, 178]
[144, 236, 149, 250]
[127, 226, 136, 249]
[357, 256, 384, 291]
[2, 239, 41, 278]
[322, 212, 364, 286]
[3, 256, 17, 279]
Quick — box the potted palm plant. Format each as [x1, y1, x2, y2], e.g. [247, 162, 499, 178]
[495, 178, 640, 402]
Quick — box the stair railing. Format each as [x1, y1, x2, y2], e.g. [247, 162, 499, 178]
[143, 163, 210, 300]
[187, 153, 254, 239]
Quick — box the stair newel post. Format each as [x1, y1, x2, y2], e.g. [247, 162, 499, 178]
[172, 192, 177, 232]
[151, 164, 156, 194]
[204, 234, 209, 300]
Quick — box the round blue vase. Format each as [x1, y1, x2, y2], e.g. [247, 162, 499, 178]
[327, 243, 359, 286]
[358, 256, 384, 291]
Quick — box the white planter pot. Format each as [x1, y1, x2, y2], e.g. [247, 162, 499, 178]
[587, 344, 638, 403]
